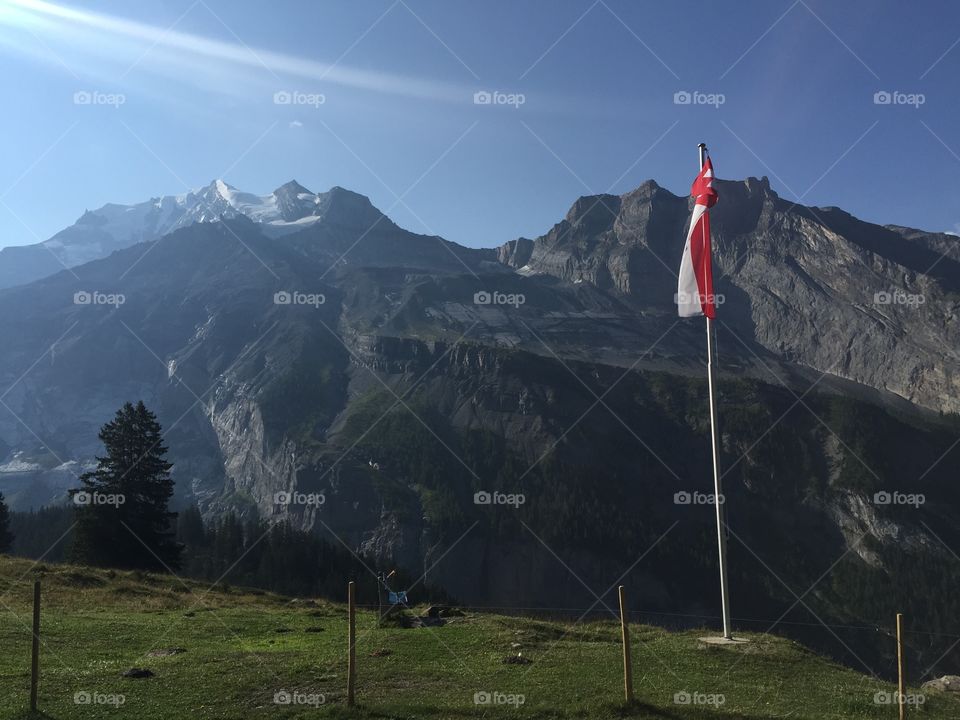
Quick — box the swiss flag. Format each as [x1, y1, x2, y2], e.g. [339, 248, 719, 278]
[677, 157, 719, 318]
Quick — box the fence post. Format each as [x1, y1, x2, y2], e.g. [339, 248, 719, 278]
[896, 613, 905, 720]
[618, 585, 634, 702]
[377, 573, 383, 628]
[347, 581, 356, 707]
[30, 580, 41, 712]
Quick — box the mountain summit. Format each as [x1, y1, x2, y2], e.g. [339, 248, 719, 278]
[0, 180, 391, 289]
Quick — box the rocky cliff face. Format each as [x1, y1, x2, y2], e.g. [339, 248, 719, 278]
[500, 177, 960, 414]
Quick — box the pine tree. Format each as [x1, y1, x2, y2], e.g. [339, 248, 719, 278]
[0, 492, 13, 553]
[176, 503, 206, 548]
[71, 401, 181, 571]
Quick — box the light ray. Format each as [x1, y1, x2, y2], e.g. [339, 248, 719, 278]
[0, 0, 467, 103]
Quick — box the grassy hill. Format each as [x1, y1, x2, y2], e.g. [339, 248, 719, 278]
[0, 555, 955, 719]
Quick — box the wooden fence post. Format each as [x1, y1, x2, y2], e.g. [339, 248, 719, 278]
[347, 581, 356, 707]
[619, 585, 634, 702]
[897, 613, 905, 720]
[377, 573, 383, 628]
[30, 580, 41, 712]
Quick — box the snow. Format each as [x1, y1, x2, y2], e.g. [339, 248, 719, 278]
[0, 458, 41, 473]
[215, 179, 234, 200]
[35, 179, 337, 270]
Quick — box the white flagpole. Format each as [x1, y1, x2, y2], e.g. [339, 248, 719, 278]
[699, 142, 732, 640]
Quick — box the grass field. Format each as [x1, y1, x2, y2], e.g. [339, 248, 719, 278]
[0, 555, 954, 719]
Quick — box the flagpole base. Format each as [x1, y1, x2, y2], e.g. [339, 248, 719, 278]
[698, 635, 750, 646]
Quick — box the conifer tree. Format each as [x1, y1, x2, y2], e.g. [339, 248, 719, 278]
[71, 401, 181, 570]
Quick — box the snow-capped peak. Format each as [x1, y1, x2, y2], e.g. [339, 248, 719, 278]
[0, 180, 389, 289]
[214, 178, 234, 199]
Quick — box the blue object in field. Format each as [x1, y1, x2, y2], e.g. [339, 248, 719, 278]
[388, 591, 408, 605]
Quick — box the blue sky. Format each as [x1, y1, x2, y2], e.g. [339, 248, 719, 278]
[0, 0, 958, 249]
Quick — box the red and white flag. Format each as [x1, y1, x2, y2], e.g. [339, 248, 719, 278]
[677, 157, 719, 318]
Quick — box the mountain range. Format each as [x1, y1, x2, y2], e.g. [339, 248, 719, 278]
[0, 179, 398, 289]
[0, 175, 957, 674]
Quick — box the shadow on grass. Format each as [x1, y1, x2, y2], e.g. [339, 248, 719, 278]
[9, 712, 60, 720]
[316, 706, 428, 719]
[611, 700, 801, 719]
[314, 701, 788, 719]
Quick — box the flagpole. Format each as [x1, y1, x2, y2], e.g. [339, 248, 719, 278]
[699, 142, 733, 640]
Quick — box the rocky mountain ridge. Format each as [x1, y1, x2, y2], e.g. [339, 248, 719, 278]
[0, 179, 397, 289]
[499, 176, 960, 414]
[0, 176, 957, 675]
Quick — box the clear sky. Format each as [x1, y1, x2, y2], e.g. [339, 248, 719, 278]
[0, 0, 958, 250]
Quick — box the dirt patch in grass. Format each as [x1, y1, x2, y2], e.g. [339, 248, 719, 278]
[60, 570, 106, 587]
[147, 648, 186, 657]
